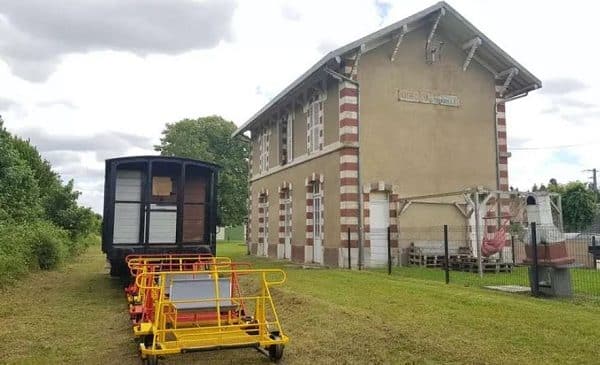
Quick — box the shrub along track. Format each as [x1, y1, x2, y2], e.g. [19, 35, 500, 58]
[1, 244, 599, 364]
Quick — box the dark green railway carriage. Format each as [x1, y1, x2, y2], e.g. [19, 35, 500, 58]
[102, 156, 220, 276]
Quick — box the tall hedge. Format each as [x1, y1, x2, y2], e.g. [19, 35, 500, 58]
[0, 117, 101, 286]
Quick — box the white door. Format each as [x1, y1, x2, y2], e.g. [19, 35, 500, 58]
[370, 192, 389, 266]
[313, 183, 323, 264]
[283, 196, 292, 259]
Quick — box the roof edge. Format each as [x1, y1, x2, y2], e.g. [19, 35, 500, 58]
[106, 155, 222, 170]
[231, 2, 446, 138]
[233, 1, 542, 137]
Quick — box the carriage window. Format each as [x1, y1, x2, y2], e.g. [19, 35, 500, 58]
[152, 176, 173, 197]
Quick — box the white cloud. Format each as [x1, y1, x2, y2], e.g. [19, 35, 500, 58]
[0, 0, 235, 81]
[1, 0, 598, 212]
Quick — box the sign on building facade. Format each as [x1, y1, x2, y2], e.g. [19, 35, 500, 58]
[397, 89, 460, 107]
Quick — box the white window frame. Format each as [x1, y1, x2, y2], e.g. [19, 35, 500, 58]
[312, 182, 322, 240]
[258, 126, 269, 173]
[284, 199, 292, 239]
[306, 93, 324, 155]
[259, 194, 269, 257]
[286, 112, 294, 163]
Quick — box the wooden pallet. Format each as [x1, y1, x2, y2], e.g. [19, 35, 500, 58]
[408, 246, 471, 268]
[452, 257, 513, 273]
[409, 246, 513, 273]
[408, 255, 445, 268]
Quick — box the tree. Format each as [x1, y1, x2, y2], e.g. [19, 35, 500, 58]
[561, 181, 597, 232]
[155, 116, 250, 226]
[9, 131, 98, 238]
[0, 119, 41, 222]
[10, 136, 58, 194]
[547, 178, 564, 195]
[1, 117, 100, 237]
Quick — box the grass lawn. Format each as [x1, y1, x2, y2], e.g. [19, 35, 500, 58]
[374, 266, 600, 297]
[0, 241, 598, 364]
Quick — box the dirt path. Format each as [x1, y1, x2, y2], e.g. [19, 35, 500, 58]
[0, 247, 291, 365]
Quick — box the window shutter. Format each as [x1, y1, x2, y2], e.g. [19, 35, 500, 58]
[312, 102, 319, 152]
[287, 113, 293, 163]
[307, 104, 312, 153]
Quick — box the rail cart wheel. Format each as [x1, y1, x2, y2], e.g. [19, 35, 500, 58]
[268, 333, 284, 363]
[142, 355, 159, 365]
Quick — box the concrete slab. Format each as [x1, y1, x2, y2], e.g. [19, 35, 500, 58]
[484, 285, 531, 293]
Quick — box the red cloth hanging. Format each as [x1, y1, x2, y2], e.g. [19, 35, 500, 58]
[481, 220, 509, 257]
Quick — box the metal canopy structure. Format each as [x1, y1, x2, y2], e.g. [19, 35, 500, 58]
[397, 187, 563, 277]
[232, 1, 542, 137]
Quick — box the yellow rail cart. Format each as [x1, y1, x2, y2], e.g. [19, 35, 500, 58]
[135, 267, 289, 364]
[125, 255, 234, 325]
[125, 255, 232, 303]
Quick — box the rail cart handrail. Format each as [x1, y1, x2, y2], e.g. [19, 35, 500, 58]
[127, 256, 233, 276]
[135, 268, 286, 289]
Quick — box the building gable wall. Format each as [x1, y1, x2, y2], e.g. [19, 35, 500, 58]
[358, 26, 498, 197]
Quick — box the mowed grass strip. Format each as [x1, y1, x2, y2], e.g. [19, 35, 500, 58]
[371, 265, 600, 297]
[224, 242, 600, 364]
[0, 242, 598, 364]
[0, 248, 137, 364]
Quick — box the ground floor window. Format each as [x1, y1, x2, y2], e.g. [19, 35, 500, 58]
[258, 193, 268, 256]
[282, 188, 292, 259]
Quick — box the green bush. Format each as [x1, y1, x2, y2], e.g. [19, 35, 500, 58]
[0, 224, 33, 285]
[29, 224, 67, 270]
[63, 233, 94, 257]
[0, 119, 102, 287]
[0, 222, 71, 286]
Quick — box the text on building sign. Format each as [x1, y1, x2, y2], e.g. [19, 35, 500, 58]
[397, 89, 460, 107]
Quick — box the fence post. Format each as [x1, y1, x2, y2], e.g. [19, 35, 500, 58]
[511, 235, 516, 265]
[592, 236, 597, 270]
[387, 226, 392, 275]
[347, 227, 351, 269]
[444, 225, 450, 284]
[531, 222, 540, 297]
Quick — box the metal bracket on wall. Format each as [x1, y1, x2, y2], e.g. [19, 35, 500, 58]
[496, 67, 519, 96]
[454, 202, 472, 218]
[349, 44, 365, 79]
[390, 24, 408, 62]
[462, 37, 482, 71]
[398, 200, 413, 216]
[294, 90, 306, 110]
[426, 8, 445, 63]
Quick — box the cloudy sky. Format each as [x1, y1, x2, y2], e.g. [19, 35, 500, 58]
[0, 0, 598, 213]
